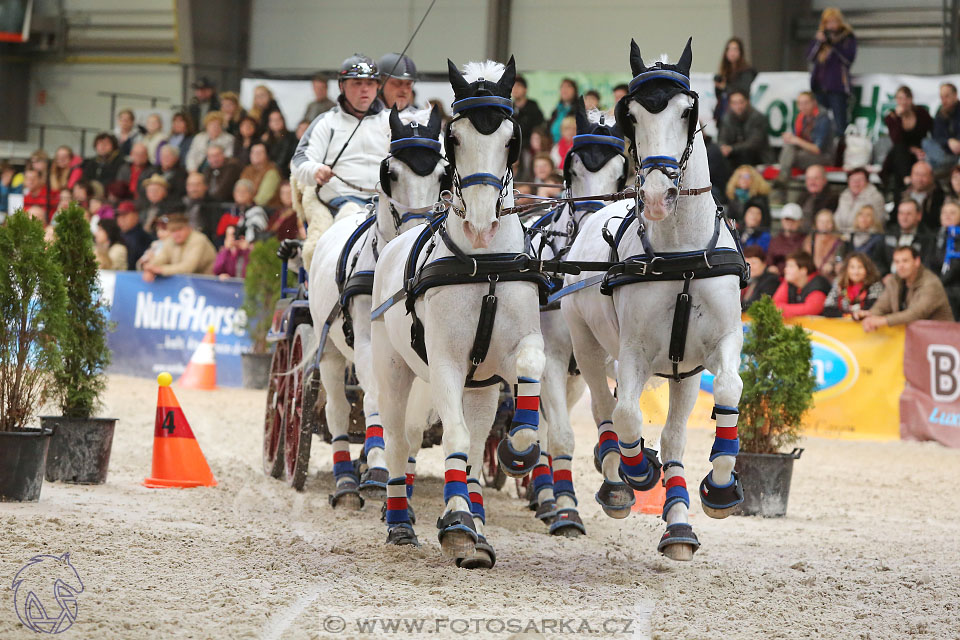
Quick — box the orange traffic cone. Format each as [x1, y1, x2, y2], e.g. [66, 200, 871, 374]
[178, 326, 217, 390]
[144, 372, 217, 488]
[633, 479, 666, 515]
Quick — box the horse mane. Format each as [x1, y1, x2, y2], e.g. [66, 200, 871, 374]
[461, 60, 505, 83]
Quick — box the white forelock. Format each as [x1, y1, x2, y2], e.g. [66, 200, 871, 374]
[400, 107, 434, 127]
[462, 60, 505, 83]
[586, 108, 613, 126]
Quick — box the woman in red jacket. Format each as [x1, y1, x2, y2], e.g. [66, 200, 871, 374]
[773, 250, 832, 318]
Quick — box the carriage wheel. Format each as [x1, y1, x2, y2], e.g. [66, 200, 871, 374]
[262, 341, 288, 478]
[282, 325, 314, 490]
[481, 435, 507, 490]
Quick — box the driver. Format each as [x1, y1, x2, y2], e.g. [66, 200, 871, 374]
[378, 52, 418, 112]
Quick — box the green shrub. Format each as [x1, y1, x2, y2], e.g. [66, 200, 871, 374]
[242, 237, 282, 354]
[738, 296, 817, 454]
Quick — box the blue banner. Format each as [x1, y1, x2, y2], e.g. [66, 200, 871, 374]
[102, 271, 252, 387]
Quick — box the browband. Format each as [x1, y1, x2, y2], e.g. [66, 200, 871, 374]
[390, 137, 442, 153]
[628, 70, 690, 94]
[571, 134, 625, 152]
[451, 95, 515, 115]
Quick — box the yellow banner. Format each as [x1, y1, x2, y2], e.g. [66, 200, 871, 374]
[637, 317, 906, 441]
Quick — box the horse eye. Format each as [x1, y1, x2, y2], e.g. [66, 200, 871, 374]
[682, 107, 693, 119]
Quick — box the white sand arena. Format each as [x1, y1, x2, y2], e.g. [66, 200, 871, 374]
[2, 374, 959, 639]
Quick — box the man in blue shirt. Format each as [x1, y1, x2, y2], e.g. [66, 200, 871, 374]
[774, 91, 834, 191]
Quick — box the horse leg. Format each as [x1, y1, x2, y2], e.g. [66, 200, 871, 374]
[457, 386, 500, 569]
[530, 358, 560, 525]
[611, 351, 662, 496]
[657, 376, 702, 561]
[540, 358, 585, 536]
[378, 346, 418, 545]
[497, 333, 545, 477]
[700, 331, 745, 519]
[352, 309, 388, 498]
[321, 348, 362, 510]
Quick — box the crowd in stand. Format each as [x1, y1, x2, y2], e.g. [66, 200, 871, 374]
[0, 6, 956, 330]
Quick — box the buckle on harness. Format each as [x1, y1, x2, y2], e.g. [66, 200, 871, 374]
[638, 256, 663, 276]
[702, 250, 712, 269]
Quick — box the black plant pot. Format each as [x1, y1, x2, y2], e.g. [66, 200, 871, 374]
[734, 448, 804, 517]
[0, 426, 55, 502]
[41, 416, 117, 484]
[242, 352, 272, 389]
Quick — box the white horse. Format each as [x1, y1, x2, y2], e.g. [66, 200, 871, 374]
[371, 57, 546, 568]
[307, 106, 449, 509]
[560, 38, 746, 561]
[525, 102, 627, 536]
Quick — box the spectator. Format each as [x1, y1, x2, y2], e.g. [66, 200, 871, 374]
[202, 144, 243, 204]
[182, 172, 219, 243]
[93, 218, 128, 270]
[802, 209, 844, 281]
[773, 250, 832, 317]
[213, 225, 251, 279]
[741, 246, 780, 311]
[713, 37, 757, 126]
[518, 125, 552, 182]
[188, 77, 220, 131]
[881, 86, 932, 199]
[115, 201, 152, 269]
[773, 92, 834, 191]
[843, 205, 888, 274]
[725, 165, 770, 224]
[22, 168, 56, 220]
[142, 113, 166, 163]
[548, 78, 578, 144]
[139, 175, 178, 232]
[884, 199, 936, 272]
[117, 143, 157, 202]
[219, 179, 268, 243]
[855, 245, 954, 329]
[895, 160, 945, 231]
[933, 200, 960, 318]
[717, 91, 768, 167]
[378, 53, 417, 110]
[156, 145, 188, 200]
[219, 91, 245, 137]
[583, 90, 601, 112]
[767, 203, 808, 274]
[70, 180, 93, 210]
[947, 165, 960, 200]
[512, 75, 545, 151]
[796, 164, 839, 229]
[921, 83, 960, 174]
[162, 111, 195, 160]
[303, 73, 335, 121]
[262, 110, 297, 179]
[822, 252, 884, 317]
[82, 133, 125, 187]
[532, 152, 555, 185]
[186, 112, 235, 173]
[834, 166, 885, 233]
[88, 195, 114, 221]
[739, 203, 771, 251]
[234, 115, 260, 166]
[1, 161, 22, 214]
[142, 213, 217, 281]
[609, 83, 629, 119]
[114, 108, 144, 158]
[552, 115, 576, 170]
[49, 146, 83, 193]
[537, 173, 564, 199]
[807, 7, 856, 135]
[239, 142, 281, 207]
[249, 85, 280, 133]
[267, 181, 299, 241]
[28, 150, 50, 181]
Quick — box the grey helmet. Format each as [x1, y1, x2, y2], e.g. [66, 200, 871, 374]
[339, 54, 379, 80]
[378, 53, 417, 81]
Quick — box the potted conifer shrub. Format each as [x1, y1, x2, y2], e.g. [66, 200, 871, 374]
[0, 211, 68, 501]
[735, 295, 816, 517]
[42, 203, 117, 484]
[241, 237, 282, 389]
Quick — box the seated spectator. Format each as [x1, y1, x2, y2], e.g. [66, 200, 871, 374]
[739, 203, 771, 251]
[28, 150, 50, 183]
[1, 161, 23, 213]
[802, 209, 844, 281]
[137, 217, 167, 270]
[116, 201, 153, 269]
[93, 218, 128, 270]
[156, 145, 188, 200]
[822, 252, 884, 317]
[185, 112, 235, 173]
[263, 110, 297, 179]
[142, 113, 166, 163]
[834, 167, 885, 233]
[226, 180, 269, 243]
[772, 250, 832, 317]
[537, 173, 564, 199]
[27, 205, 48, 226]
[843, 205, 888, 274]
[70, 180, 92, 210]
[213, 225, 251, 279]
[548, 78, 578, 143]
[55, 189, 73, 216]
[161, 111, 195, 160]
[947, 165, 960, 200]
[114, 108, 144, 158]
[82, 133, 125, 187]
[303, 72, 335, 121]
[219, 91, 245, 137]
[920, 83, 960, 174]
[583, 90, 600, 112]
[609, 84, 629, 119]
[884, 199, 936, 272]
[767, 203, 808, 274]
[518, 125, 552, 183]
[773, 91, 834, 191]
[512, 75, 544, 155]
[182, 172, 219, 242]
[22, 168, 56, 220]
[248, 85, 280, 133]
[533, 152, 556, 185]
[741, 246, 780, 311]
[551, 116, 576, 170]
[717, 91, 768, 167]
[49, 145, 83, 193]
[894, 160, 944, 231]
[118, 143, 157, 202]
[142, 213, 217, 281]
[932, 200, 960, 318]
[202, 144, 243, 204]
[713, 37, 757, 126]
[233, 115, 260, 166]
[267, 181, 299, 241]
[881, 86, 932, 199]
[139, 175, 178, 232]
[88, 195, 113, 221]
[796, 164, 839, 230]
[725, 164, 770, 224]
[855, 245, 955, 330]
[240, 142, 281, 207]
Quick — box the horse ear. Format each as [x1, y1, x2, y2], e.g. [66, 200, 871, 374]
[629, 39, 646, 76]
[677, 37, 693, 76]
[389, 106, 403, 137]
[575, 96, 589, 134]
[498, 55, 517, 94]
[428, 103, 442, 136]
[448, 59, 468, 92]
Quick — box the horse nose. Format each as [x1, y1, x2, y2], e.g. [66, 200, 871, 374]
[663, 187, 679, 206]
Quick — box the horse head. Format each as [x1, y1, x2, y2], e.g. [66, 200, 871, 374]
[563, 96, 628, 199]
[446, 56, 519, 249]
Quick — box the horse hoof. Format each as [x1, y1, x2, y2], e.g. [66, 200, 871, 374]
[535, 499, 558, 523]
[386, 525, 419, 547]
[456, 536, 496, 569]
[549, 509, 586, 537]
[699, 471, 744, 519]
[496, 438, 540, 478]
[595, 480, 635, 519]
[437, 510, 478, 557]
[662, 543, 696, 562]
[328, 483, 364, 510]
[380, 501, 416, 525]
[359, 467, 388, 498]
[658, 523, 700, 561]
